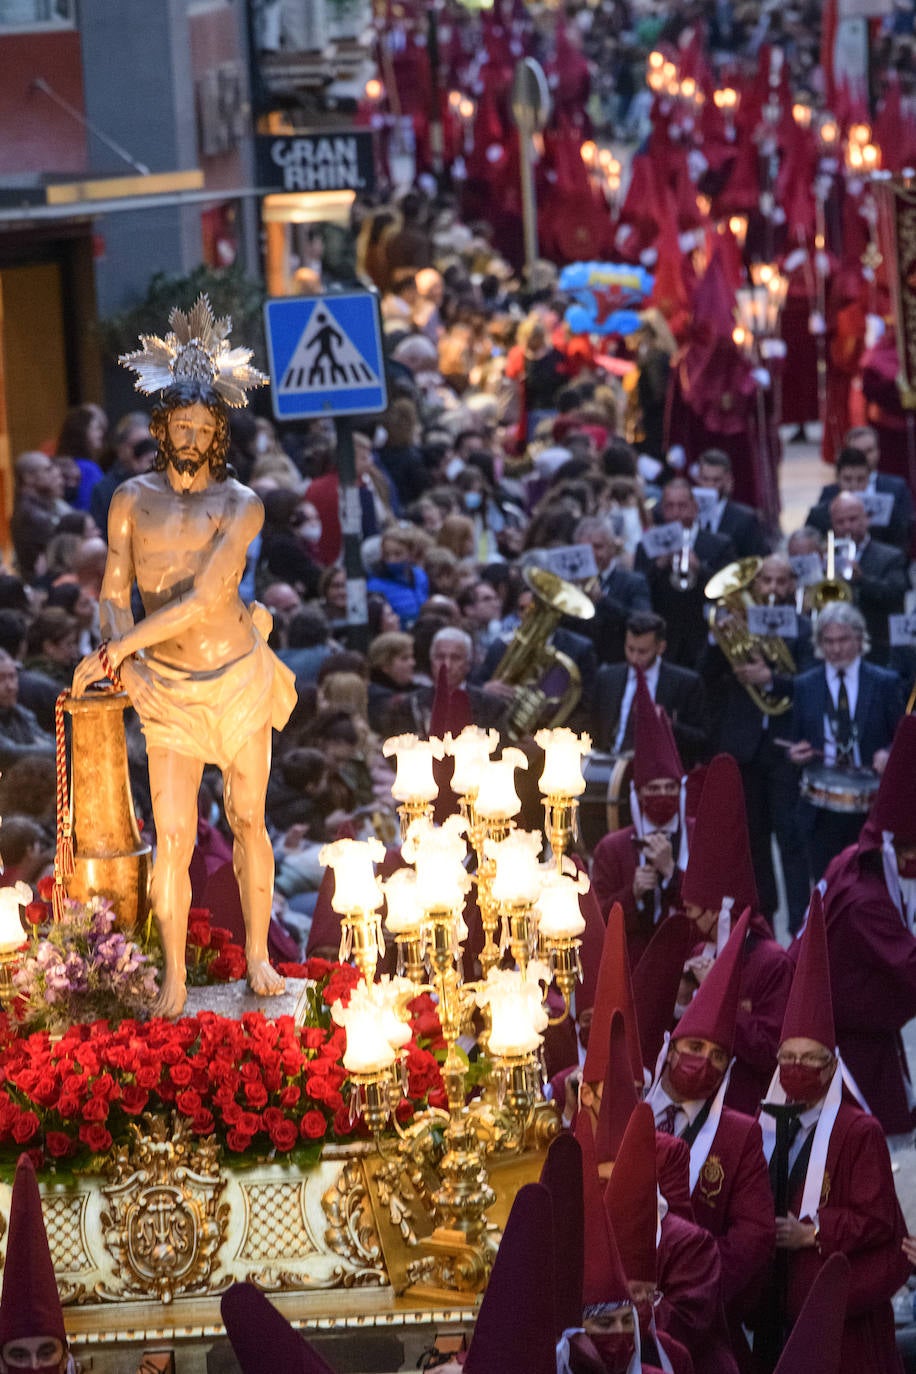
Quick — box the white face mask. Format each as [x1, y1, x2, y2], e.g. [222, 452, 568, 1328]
[301, 520, 323, 544]
[445, 457, 465, 482]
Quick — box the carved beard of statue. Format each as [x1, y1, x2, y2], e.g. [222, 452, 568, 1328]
[158, 426, 213, 479]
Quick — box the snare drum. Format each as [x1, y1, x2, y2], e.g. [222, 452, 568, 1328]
[800, 763, 880, 814]
[579, 752, 633, 852]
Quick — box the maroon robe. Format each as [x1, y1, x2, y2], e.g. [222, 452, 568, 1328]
[796, 843, 916, 1134]
[687, 1108, 775, 1322]
[726, 914, 793, 1117]
[591, 825, 687, 964]
[783, 1103, 908, 1374]
[656, 1211, 739, 1374]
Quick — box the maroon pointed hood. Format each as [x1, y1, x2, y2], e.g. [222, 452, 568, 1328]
[222, 1283, 336, 1374]
[0, 1155, 66, 1347]
[682, 754, 757, 914]
[672, 907, 751, 1056]
[781, 889, 835, 1052]
[594, 1010, 639, 1167]
[773, 1253, 850, 1374]
[539, 1134, 584, 1337]
[583, 903, 643, 1086]
[632, 671, 683, 788]
[604, 1104, 657, 1285]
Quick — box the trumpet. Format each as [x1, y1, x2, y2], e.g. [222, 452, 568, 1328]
[807, 531, 853, 615]
[671, 529, 696, 591]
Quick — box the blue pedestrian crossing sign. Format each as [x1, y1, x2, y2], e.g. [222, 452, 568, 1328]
[263, 291, 388, 420]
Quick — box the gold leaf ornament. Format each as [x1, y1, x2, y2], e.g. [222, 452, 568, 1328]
[119, 293, 267, 407]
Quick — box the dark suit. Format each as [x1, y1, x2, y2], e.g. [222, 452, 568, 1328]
[588, 565, 652, 665]
[790, 660, 903, 881]
[852, 536, 908, 662]
[590, 659, 708, 767]
[635, 527, 735, 669]
[707, 499, 769, 558]
[702, 620, 815, 930]
[815, 473, 914, 552]
[382, 683, 506, 737]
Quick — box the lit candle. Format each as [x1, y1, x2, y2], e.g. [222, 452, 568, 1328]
[382, 868, 427, 936]
[474, 747, 528, 821]
[0, 884, 29, 954]
[535, 868, 588, 939]
[403, 815, 471, 913]
[382, 734, 443, 803]
[319, 838, 385, 914]
[476, 963, 550, 1056]
[444, 726, 499, 797]
[485, 830, 543, 905]
[535, 728, 591, 797]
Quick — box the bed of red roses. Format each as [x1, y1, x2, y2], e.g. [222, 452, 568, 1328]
[0, 946, 446, 1177]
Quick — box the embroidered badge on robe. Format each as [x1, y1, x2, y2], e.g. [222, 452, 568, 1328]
[699, 1154, 725, 1202]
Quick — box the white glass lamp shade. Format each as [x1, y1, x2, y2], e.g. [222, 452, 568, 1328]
[476, 963, 550, 1056]
[485, 830, 543, 905]
[404, 816, 470, 912]
[382, 734, 443, 803]
[474, 747, 528, 821]
[444, 726, 499, 796]
[535, 868, 588, 939]
[535, 728, 592, 797]
[319, 838, 385, 914]
[382, 869, 426, 936]
[0, 883, 29, 954]
[332, 978, 414, 1073]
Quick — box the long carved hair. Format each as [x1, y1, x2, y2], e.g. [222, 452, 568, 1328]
[149, 380, 232, 481]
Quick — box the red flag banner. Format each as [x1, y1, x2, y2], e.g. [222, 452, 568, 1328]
[876, 178, 916, 408]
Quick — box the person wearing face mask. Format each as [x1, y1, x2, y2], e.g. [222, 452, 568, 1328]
[607, 1104, 739, 1374]
[755, 889, 908, 1372]
[255, 490, 322, 600]
[562, 1115, 674, 1374]
[646, 911, 776, 1357]
[0, 1155, 74, 1374]
[592, 671, 692, 963]
[678, 754, 793, 1116]
[366, 529, 430, 629]
[801, 716, 916, 1135]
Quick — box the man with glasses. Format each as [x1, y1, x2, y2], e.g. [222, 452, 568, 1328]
[756, 890, 908, 1369]
[788, 602, 902, 884]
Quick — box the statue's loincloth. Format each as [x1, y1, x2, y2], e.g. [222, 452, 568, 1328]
[137, 635, 296, 771]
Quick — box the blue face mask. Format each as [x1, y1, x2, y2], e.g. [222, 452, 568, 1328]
[464, 491, 483, 511]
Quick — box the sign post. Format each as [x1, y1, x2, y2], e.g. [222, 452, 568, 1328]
[510, 58, 551, 276]
[263, 291, 388, 651]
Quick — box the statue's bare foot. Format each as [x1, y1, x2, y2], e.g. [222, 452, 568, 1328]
[248, 958, 285, 997]
[153, 974, 188, 1020]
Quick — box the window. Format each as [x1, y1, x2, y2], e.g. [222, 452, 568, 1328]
[0, 0, 76, 28]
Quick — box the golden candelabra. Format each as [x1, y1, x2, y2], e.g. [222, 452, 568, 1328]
[309, 726, 593, 1301]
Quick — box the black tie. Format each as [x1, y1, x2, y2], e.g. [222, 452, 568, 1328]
[836, 669, 852, 753]
[657, 1104, 679, 1135]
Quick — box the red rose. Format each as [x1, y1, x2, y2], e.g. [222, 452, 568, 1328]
[159, 1043, 182, 1066]
[281, 1048, 303, 1075]
[31, 1074, 59, 1109]
[300, 1028, 325, 1051]
[395, 1099, 415, 1124]
[333, 1104, 356, 1137]
[91, 1072, 116, 1098]
[225, 1128, 253, 1154]
[170, 1062, 193, 1088]
[36, 875, 56, 902]
[269, 1118, 298, 1152]
[56, 1093, 81, 1118]
[81, 1097, 109, 1123]
[243, 1080, 268, 1109]
[191, 1109, 215, 1136]
[176, 1090, 202, 1117]
[220, 1101, 243, 1127]
[24, 901, 47, 927]
[12, 1111, 39, 1144]
[208, 927, 231, 951]
[78, 1123, 112, 1154]
[120, 1085, 149, 1116]
[262, 1107, 285, 1132]
[187, 921, 211, 949]
[299, 1110, 327, 1140]
[238, 1110, 260, 1135]
[135, 1064, 160, 1090]
[45, 1131, 75, 1159]
[210, 950, 246, 981]
[278, 1084, 300, 1109]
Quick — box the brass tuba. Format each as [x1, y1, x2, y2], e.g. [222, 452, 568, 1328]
[491, 566, 596, 737]
[705, 558, 797, 716]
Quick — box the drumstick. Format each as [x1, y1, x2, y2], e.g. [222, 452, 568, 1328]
[772, 738, 824, 757]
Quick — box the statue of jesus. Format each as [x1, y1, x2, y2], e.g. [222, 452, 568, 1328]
[72, 297, 297, 1017]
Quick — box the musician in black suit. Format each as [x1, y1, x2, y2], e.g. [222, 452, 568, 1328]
[826, 492, 908, 666]
[575, 514, 652, 665]
[807, 443, 913, 554]
[591, 611, 708, 767]
[383, 627, 506, 735]
[695, 449, 770, 557]
[788, 602, 904, 883]
[702, 555, 815, 933]
[634, 477, 735, 669]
